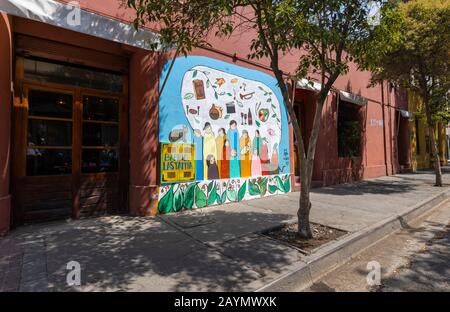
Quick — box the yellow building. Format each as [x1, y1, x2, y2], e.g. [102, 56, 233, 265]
[408, 90, 448, 171]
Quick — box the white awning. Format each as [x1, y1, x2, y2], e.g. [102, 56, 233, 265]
[399, 110, 413, 118]
[339, 90, 368, 106]
[297, 78, 322, 92]
[0, 0, 162, 51]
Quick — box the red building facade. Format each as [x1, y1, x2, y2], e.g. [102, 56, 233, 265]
[0, 0, 411, 235]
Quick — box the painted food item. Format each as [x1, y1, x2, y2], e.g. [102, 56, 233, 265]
[181, 66, 282, 157]
[209, 104, 223, 120]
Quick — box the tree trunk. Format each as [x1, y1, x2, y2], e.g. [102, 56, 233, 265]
[427, 123, 443, 186]
[297, 94, 327, 238]
[425, 103, 443, 187]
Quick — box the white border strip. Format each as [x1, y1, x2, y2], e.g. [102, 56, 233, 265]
[0, 0, 161, 51]
[339, 90, 368, 106]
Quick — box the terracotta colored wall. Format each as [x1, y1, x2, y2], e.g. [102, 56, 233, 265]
[1, 2, 413, 225]
[128, 50, 165, 216]
[0, 13, 12, 235]
[297, 80, 409, 186]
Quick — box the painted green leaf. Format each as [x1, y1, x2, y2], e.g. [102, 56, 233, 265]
[207, 183, 218, 205]
[272, 114, 277, 118]
[237, 101, 244, 108]
[268, 184, 278, 194]
[238, 181, 247, 202]
[227, 93, 232, 97]
[219, 92, 226, 96]
[158, 185, 174, 214]
[221, 191, 227, 204]
[183, 93, 194, 100]
[283, 177, 291, 193]
[184, 183, 196, 209]
[259, 178, 268, 196]
[224, 114, 230, 119]
[192, 70, 198, 78]
[206, 80, 210, 88]
[207, 181, 214, 193]
[275, 176, 285, 192]
[226, 185, 237, 202]
[255, 120, 261, 127]
[267, 98, 272, 102]
[214, 92, 219, 100]
[216, 189, 222, 204]
[173, 186, 184, 212]
[271, 104, 276, 109]
[248, 181, 261, 196]
[195, 185, 207, 208]
[193, 117, 200, 124]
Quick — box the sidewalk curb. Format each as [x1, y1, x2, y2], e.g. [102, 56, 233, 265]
[252, 188, 450, 292]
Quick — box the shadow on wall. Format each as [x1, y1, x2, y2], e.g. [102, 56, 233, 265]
[14, 209, 296, 291]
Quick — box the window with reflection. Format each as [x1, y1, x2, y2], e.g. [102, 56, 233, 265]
[82, 96, 119, 173]
[24, 57, 123, 93]
[26, 89, 73, 176]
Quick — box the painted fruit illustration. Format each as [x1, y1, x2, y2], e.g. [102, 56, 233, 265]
[209, 104, 223, 120]
[258, 109, 269, 122]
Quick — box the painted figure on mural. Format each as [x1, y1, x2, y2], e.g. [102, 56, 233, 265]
[251, 148, 262, 176]
[271, 142, 279, 171]
[240, 130, 251, 177]
[260, 138, 269, 175]
[230, 148, 240, 178]
[252, 129, 262, 156]
[221, 139, 231, 179]
[216, 128, 226, 178]
[206, 154, 220, 180]
[203, 122, 217, 179]
[227, 120, 240, 178]
[193, 129, 204, 180]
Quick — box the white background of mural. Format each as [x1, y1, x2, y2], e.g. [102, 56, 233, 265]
[181, 66, 282, 158]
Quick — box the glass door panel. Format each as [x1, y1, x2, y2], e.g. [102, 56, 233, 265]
[81, 95, 119, 173]
[26, 89, 73, 176]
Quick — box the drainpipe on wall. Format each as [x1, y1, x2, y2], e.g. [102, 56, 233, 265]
[388, 85, 394, 174]
[381, 82, 389, 176]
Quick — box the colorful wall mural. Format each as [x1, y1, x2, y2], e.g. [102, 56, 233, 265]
[158, 56, 291, 214]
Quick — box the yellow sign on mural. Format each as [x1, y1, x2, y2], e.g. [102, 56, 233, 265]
[160, 143, 195, 183]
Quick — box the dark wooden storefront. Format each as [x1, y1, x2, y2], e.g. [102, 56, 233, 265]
[12, 35, 129, 224]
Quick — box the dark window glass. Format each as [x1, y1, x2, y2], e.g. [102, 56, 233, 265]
[83, 96, 119, 122]
[82, 149, 118, 173]
[24, 58, 123, 93]
[338, 101, 362, 158]
[26, 148, 72, 176]
[28, 119, 72, 147]
[28, 90, 73, 119]
[83, 123, 118, 147]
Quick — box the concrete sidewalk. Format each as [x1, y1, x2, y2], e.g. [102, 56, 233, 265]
[1, 171, 449, 292]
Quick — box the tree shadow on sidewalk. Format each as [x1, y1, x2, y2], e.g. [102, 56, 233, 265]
[10, 209, 301, 292]
[311, 178, 419, 196]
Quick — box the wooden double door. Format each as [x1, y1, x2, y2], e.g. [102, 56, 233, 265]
[12, 59, 129, 224]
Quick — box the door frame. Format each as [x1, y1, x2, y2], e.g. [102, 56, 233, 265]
[12, 56, 129, 225]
